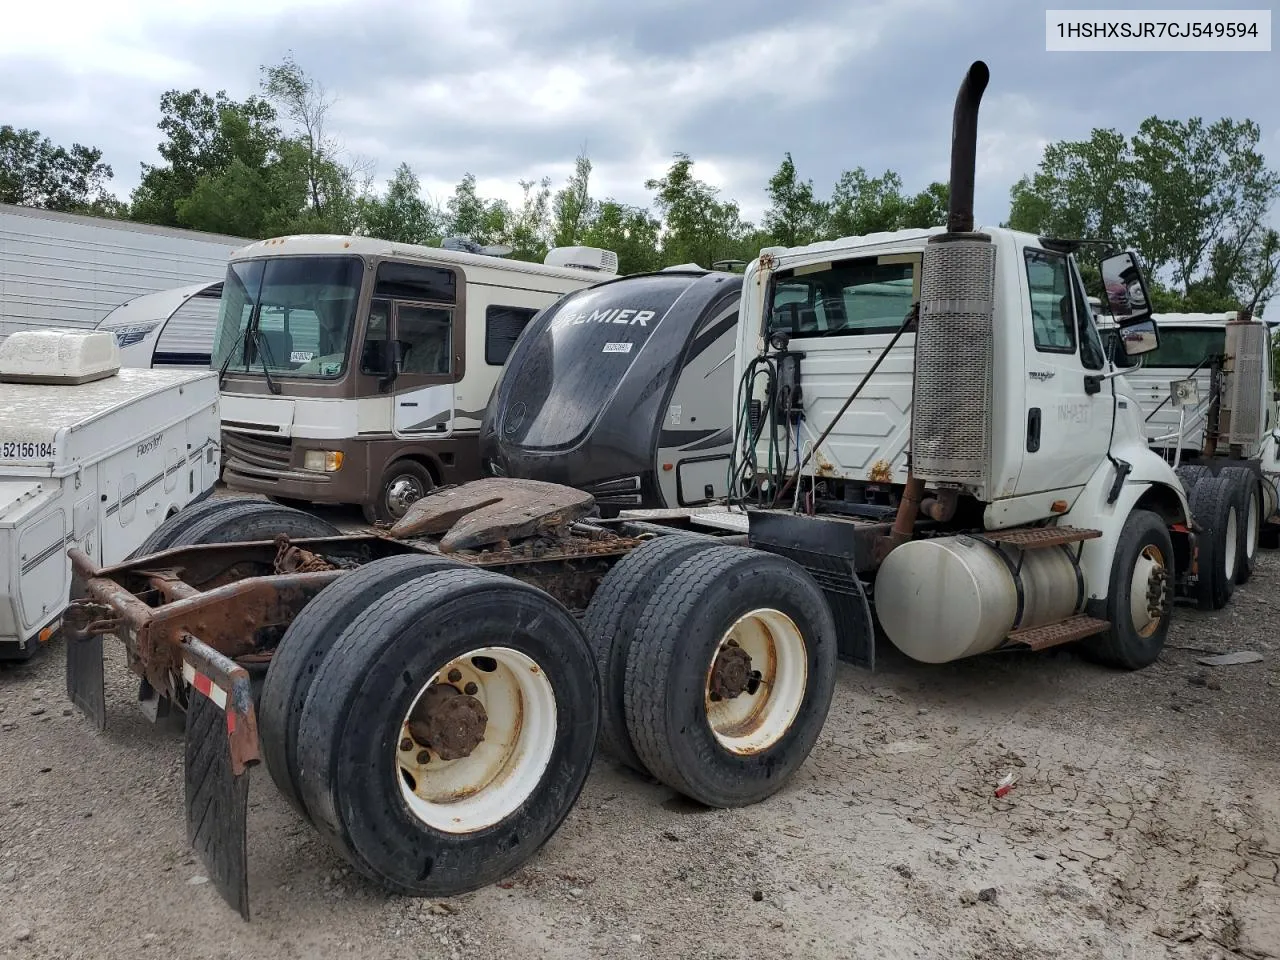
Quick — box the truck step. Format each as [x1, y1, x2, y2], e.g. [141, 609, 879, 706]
[1006, 615, 1110, 652]
[981, 526, 1102, 549]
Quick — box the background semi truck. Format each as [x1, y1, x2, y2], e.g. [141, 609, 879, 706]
[1099, 310, 1280, 594]
[0, 203, 245, 365]
[62, 60, 1192, 922]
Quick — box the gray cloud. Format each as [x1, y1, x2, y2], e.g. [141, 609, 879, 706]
[2, 0, 1275, 230]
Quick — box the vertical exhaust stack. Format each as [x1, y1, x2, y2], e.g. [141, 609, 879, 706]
[889, 60, 993, 548]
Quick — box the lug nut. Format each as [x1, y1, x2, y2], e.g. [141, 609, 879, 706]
[448, 668, 463, 683]
[464, 682, 478, 695]
[417, 750, 431, 764]
[400, 737, 413, 752]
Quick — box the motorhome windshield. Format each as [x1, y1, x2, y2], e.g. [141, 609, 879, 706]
[211, 255, 364, 379]
[1103, 326, 1225, 369]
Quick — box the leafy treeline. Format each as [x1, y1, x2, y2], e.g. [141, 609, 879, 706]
[2, 56, 1276, 312]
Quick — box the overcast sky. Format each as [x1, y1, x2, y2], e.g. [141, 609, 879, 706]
[3, 0, 1276, 230]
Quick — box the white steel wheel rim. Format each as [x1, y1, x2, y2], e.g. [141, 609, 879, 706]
[1246, 488, 1260, 558]
[703, 608, 807, 755]
[395, 646, 556, 834]
[1129, 544, 1167, 638]
[1223, 507, 1238, 581]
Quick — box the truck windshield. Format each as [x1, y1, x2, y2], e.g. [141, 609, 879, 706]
[1103, 326, 1225, 369]
[211, 256, 364, 379]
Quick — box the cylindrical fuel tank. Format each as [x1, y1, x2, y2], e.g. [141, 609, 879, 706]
[874, 535, 1084, 663]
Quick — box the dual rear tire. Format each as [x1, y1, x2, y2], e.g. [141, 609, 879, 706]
[261, 564, 599, 897]
[582, 536, 839, 808]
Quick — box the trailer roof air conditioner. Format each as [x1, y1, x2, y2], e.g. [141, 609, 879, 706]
[0, 330, 121, 385]
[544, 246, 619, 275]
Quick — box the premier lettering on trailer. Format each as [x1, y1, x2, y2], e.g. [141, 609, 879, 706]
[549, 308, 657, 331]
[137, 433, 164, 457]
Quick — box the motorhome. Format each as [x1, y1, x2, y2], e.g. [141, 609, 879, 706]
[479, 267, 743, 513]
[214, 236, 617, 522]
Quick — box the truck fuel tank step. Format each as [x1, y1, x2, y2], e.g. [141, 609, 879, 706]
[980, 526, 1102, 549]
[1005, 614, 1110, 651]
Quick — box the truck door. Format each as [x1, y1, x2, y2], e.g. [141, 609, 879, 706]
[1017, 247, 1112, 495]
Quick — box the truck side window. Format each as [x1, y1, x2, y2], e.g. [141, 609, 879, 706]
[1024, 249, 1076, 354]
[486, 306, 539, 365]
[397, 303, 452, 375]
[1069, 260, 1106, 370]
[771, 257, 916, 337]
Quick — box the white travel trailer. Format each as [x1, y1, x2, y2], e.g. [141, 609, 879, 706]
[0, 330, 220, 660]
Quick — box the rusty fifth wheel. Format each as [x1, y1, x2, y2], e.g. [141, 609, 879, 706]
[294, 566, 598, 895]
[622, 545, 837, 808]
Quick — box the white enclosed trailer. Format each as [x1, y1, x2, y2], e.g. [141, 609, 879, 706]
[0, 329, 221, 659]
[0, 203, 245, 365]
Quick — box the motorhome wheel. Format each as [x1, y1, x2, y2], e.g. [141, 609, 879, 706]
[367, 460, 436, 525]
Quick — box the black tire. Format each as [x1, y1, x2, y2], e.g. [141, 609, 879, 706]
[581, 535, 721, 774]
[1188, 476, 1238, 610]
[128, 495, 268, 559]
[365, 460, 435, 526]
[1263, 524, 1280, 551]
[1219, 466, 1260, 584]
[1175, 464, 1211, 494]
[1079, 509, 1174, 670]
[172, 501, 341, 548]
[295, 568, 598, 896]
[622, 546, 838, 808]
[259, 553, 464, 822]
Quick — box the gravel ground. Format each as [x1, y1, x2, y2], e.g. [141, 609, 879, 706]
[2, 539, 1278, 960]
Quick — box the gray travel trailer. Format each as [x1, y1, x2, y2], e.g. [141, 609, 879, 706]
[479, 268, 742, 513]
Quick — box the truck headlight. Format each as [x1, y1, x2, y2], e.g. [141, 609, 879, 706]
[302, 450, 344, 472]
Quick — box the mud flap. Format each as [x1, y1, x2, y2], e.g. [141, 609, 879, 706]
[65, 633, 105, 731]
[180, 639, 261, 922]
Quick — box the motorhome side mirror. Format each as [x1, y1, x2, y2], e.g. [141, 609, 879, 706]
[1119, 318, 1160, 357]
[1099, 250, 1154, 326]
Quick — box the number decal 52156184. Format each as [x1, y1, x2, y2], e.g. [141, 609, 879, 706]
[1, 440, 56, 460]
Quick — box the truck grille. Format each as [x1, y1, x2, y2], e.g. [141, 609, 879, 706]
[222, 430, 293, 476]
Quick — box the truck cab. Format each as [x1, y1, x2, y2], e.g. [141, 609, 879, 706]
[214, 237, 616, 522]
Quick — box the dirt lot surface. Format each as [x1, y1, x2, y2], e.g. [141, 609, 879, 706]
[2, 539, 1278, 960]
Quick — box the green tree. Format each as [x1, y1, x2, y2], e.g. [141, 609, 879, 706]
[1006, 116, 1280, 312]
[357, 162, 443, 244]
[260, 54, 361, 232]
[504, 176, 553, 262]
[445, 173, 511, 246]
[826, 168, 948, 237]
[551, 152, 597, 248]
[129, 88, 283, 229]
[581, 200, 663, 275]
[646, 153, 751, 268]
[762, 153, 826, 247]
[0, 125, 118, 213]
